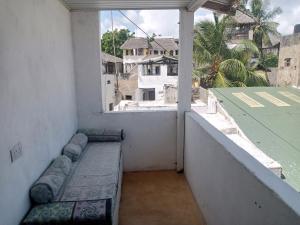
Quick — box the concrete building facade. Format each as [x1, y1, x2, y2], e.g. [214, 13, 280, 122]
[121, 37, 179, 73]
[101, 52, 123, 111]
[277, 30, 300, 87]
[137, 56, 178, 103]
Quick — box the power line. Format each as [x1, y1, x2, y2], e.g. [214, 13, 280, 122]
[111, 11, 119, 90]
[118, 10, 170, 53]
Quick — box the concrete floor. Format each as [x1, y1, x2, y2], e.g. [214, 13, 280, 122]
[119, 171, 206, 225]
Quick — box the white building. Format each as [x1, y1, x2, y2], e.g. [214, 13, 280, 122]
[136, 55, 178, 103]
[101, 52, 123, 111]
[121, 37, 179, 73]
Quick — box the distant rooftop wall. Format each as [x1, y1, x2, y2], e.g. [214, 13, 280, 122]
[281, 33, 300, 47]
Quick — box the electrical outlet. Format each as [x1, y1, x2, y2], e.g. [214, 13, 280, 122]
[10, 142, 22, 163]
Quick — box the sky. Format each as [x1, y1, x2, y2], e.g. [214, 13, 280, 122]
[100, 0, 300, 38]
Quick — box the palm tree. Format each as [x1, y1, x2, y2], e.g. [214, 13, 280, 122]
[193, 14, 269, 88]
[247, 0, 282, 51]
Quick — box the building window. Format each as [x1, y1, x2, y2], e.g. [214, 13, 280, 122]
[175, 50, 178, 55]
[170, 50, 174, 56]
[160, 51, 164, 55]
[142, 89, 155, 101]
[154, 50, 158, 55]
[284, 58, 291, 67]
[138, 48, 144, 56]
[155, 66, 160, 75]
[109, 103, 114, 111]
[143, 65, 161, 76]
[167, 64, 178, 76]
[125, 95, 132, 100]
[107, 63, 115, 74]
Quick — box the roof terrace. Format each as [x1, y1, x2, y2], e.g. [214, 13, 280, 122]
[1, 1, 300, 225]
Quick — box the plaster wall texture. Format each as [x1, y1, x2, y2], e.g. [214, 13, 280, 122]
[277, 43, 300, 87]
[137, 64, 178, 101]
[184, 111, 300, 225]
[0, 1, 77, 225]
[71, 11, 103, 118]
[102, 74, 116, 111]
[78, 111, 177, 171]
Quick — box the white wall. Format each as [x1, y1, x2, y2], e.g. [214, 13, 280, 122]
[138, 64, 178, 101]
[185, 112, 300, 225]
[72, 11, 177, 171]
[0, 1, 77, 225]
[79, 111, 177, 171]
[102, 74, 116, 111]
[71, 10, 103, 119]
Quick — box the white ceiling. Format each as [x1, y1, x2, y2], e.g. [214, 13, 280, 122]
[62, 0, 234, 12]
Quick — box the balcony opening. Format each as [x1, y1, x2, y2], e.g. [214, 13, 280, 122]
[100, 10, 180, 112]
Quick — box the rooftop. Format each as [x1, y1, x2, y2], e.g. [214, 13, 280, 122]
[102, 52, 123, 63]
[232, 9, 256, 24]
[121, 37, 179, 51]
[2, 1, 300, 225]
[210, 87, 300, 191]
[139, 55, 178, 64]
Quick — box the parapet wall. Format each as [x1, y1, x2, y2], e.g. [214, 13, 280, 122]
[281, 33, 300, 47]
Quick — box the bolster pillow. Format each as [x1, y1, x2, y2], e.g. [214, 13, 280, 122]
[63, 143, 82, 162]
[47, 155, 72, 176]
[30, 156, 71, 204]
[70, 133, 88, 149]
[78, 129, 125, 142]
[30, 175, 65, 204]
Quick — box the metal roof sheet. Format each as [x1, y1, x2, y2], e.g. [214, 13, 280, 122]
[210, 87, 300, 192]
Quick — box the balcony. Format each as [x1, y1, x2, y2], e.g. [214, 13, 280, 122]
[1, 1, 300, 225]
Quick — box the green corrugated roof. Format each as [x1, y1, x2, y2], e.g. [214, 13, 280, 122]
[210, 87, 300, 192]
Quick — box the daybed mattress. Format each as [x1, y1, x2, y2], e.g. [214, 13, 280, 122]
[22, 142, 122, 225]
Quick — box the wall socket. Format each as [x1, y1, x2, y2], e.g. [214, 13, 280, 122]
[10, 142, 22, 163]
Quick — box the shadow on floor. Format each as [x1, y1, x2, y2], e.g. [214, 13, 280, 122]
[119, 171, 206, 225]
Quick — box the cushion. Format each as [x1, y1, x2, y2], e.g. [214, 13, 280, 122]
[22, 200, 112, 225]
[30, 156, 71, 204]
[30, 174, 65, 204]
[63, 143, 82, 162]
[46, 155, 72, 176]
[78, 129, 125, 142]
[70, 133, 88, 149]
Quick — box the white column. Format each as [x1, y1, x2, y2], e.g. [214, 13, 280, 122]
[71, 11, 103, 127]
[177, 9, 194, 171]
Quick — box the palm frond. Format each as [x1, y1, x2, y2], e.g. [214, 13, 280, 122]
[264, 7, 282, 20]
[213, 72, 233, 88]
[219, 59, 247, 81]
[245, 70, 269, 86]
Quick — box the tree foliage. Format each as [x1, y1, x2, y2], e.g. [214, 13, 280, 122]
[242, 0, 282, 51]
[260, 52, 279, 68]
[101, 29, 135, 58]
[193, 14, 269, 88]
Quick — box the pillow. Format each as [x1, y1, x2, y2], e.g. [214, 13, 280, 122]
[70, 133, 88, 149]
[63, 143, 82, 162]
[78, 129, 125, 142]
[47, 155, 72, 176]
[30, 156, 71, 204]
[30, 174, 65, 204]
